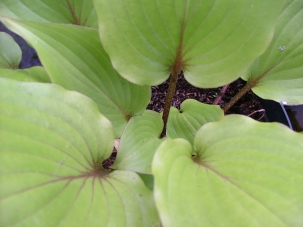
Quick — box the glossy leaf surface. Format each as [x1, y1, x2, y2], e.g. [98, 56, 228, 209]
[243, 0, 303, 104]
[94, 0, 284, 87]
[0, 66, 50, 82]
[1, 18, 150, 137]
[112, 110, 164, 174]
[0, 0, 97, 28]
[167, 99, 223, 145]
[0, 32, 21, 69]
[0, 78, 159, 227]
[153, 115, 303, 227]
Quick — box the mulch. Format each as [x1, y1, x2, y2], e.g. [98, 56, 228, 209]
[147, 75, 266, 121]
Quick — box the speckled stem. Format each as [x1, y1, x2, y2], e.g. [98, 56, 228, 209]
[160, 72, 179, 138]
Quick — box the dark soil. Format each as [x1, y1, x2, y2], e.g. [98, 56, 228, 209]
[102, 151, 117, 169]
[147, 75, 266, 122]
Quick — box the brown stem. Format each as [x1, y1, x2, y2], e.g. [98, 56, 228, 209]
[223, 63, 278, 113]
[160, 72, 179, 138]
[223, 82, 253, 113]
[214, 84, 230, 105]
[160, 6, 187, 137]
[66, 0, 80, 25]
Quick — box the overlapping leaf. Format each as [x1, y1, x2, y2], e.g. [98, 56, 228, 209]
[0, 32, 21, 69]
[0, 66, 51, 82]
[94, 0, 284, 87]
[112, 110, 164, 174]
[0, 0, 97, 28]
[167, 99, 223, 145]
[1, 18, 151, 137]
[243, 0, 303, 104]
[0, 78, 159, 227]
[153, 115, 303, 227]
[139, 173, 154, 191]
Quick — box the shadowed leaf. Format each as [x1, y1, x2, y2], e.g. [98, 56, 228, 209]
[167, 99, 223, 145]
[112, 110, 164, 174]
[0, 66, 50, 82]
[0, 0, 97, 28]
[0, 32, 21, 69]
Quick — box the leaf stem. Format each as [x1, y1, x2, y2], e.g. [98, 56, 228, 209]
[160, 6, 187, 137]
[160, 72, 179, 138]
[214, 84, 230, 105]
[224, 63, 278, 112]
[223, 82, 253, 112]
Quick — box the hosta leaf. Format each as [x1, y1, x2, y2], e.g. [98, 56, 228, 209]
[0, 66, 50, 82]
[153, 115, 303, 227]
[94, 0, 284, 87]
[242, 0, 303, 104]
[0, 32, 21, 69]
[1, 18, 150, 137]
[112, 110, 164, 174]
[139, 173, 154, 191]
[0, 78, 159, 227]
[167, 99, 223, 145]
[0, 0, 97, 28]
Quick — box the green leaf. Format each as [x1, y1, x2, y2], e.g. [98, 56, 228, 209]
[112, 110, 164, 174]
[0, 66, 51, 82]
[243, 0, 303, 104]
[0, 32, 21, 69]
[138, 173, 154, 191]
[94, 0, 284, 87]
[1, 18, 151, 137]
[153, 115, 303, 227]
[0, 0, 97, 28]
[0, 78, 159, 227]
[167, 99, 223, 145]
